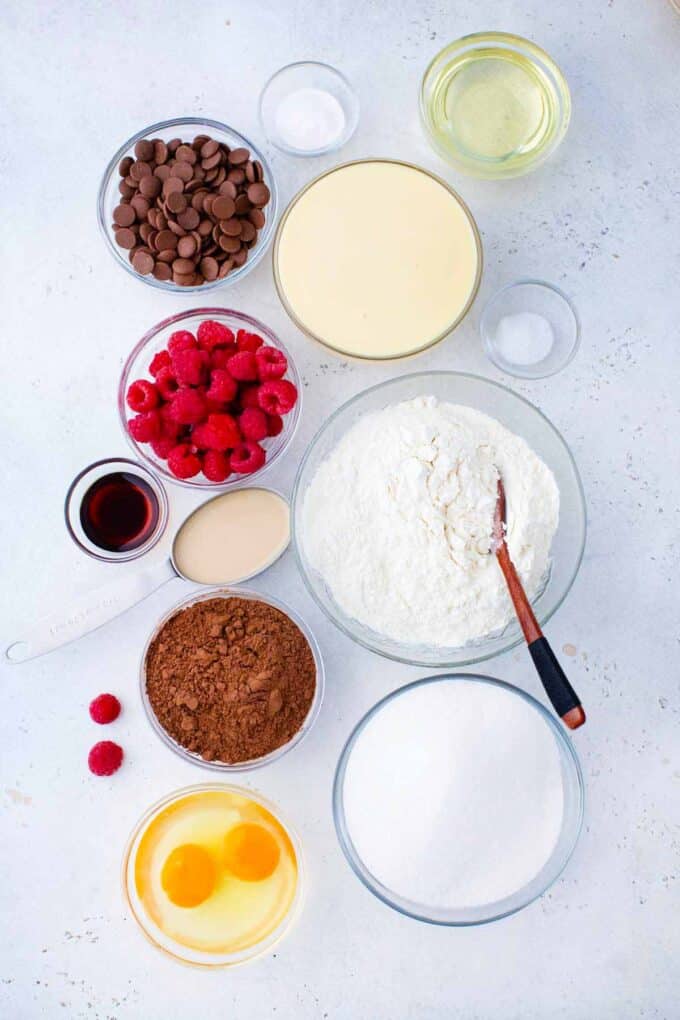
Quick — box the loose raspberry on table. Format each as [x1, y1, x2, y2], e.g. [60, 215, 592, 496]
[236, 329, 265, 352]
[167, 330, 196, 355]
[255, 346, 288, 381]
[227, 350, 258, 381]
[201, 450, 231, 482]
[239, 407, 268, 442]
[88, 741, 123, 777]
[206, 369, 238, 403]
[230, 440, 266, 475]
[197, 320, 236, 351]
[168, 388, 207, 425]
[151, 436, 176, 459]
[257, 379, 298, 416]
[266, 413, 284, 437]
[149, 349, 171, 377]
[155, 365, 180, 401]
[128, 410, 161, 443]
[172, 348, 209, 386]
[89, 693, 121, 725]
[167, 444, 201, 479]
[126, 379, 160, 413]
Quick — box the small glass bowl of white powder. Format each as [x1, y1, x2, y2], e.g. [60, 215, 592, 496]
[334, 674, 584, 925]
[259, 61, 359, 156]
[481, 279, 580, 379]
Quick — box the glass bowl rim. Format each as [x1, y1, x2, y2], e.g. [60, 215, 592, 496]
[272, 158, 483, 361]
[138, 585, 325, 772]
[258, 60, 360, 157]
[121, 781, 305, 967]
[291, 369, 587, 667]
[420, 32, 571, 179]
[118, 305, 302, 490]
[333, 671, 585, 927]
[481, 278, 581, 379]
[64, 456, 169, 563]
[96, 116, 278, 293]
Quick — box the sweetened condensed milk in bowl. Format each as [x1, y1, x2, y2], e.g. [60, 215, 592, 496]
[273, 159, 482, 360]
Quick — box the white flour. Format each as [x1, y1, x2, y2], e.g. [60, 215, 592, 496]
[302, 396, 559, 647]
[341, 679, 565, 909]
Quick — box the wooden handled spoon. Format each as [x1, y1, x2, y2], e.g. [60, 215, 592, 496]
[493, 476, 586, 730]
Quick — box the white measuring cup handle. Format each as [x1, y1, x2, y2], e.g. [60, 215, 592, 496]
[4, 559, 177, 664]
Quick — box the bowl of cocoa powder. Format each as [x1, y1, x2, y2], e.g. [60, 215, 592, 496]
[141, 588, 323, 770]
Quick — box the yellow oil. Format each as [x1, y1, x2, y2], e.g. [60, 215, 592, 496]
[423, 40, 568, 176]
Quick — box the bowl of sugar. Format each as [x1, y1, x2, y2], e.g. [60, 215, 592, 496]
[333, 674, 584, 925]
[481, 279, 580, 379]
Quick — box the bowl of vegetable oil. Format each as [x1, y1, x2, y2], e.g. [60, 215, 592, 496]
[420, 32, 571, 180]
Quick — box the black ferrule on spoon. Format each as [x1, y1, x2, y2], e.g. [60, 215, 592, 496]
[528, 637, 582, 719]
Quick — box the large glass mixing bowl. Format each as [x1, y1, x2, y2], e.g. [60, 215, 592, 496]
[291, 372, 586, 667]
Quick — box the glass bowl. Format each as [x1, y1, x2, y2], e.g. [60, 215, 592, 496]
[64, 457, 168, 563]
[333, 674, 584, 926]
[119, 307, 301, 490]
[481, 279, 580, 379]
[420, 33, 571, 179]
[292, 371, 586, 667]
[97, 117, 277, 293]
[139, 586, 325, 772]
[122, 783, 305, 966]
[259, 61, 359, 156]
[273, 159, 483, 360]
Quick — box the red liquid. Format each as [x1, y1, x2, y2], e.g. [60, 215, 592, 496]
[80, 472, 159, 553]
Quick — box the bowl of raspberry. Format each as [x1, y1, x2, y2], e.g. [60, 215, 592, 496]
[119, 309, 301, 488]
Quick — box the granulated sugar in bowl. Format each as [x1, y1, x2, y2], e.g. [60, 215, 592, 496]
[333, 674, 584, 925]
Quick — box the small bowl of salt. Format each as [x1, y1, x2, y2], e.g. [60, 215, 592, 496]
[259, 61, 359, 157]
[481, 279, 580, 379]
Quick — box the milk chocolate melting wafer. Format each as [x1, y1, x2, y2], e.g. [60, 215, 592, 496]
[111, 133, 270, 285]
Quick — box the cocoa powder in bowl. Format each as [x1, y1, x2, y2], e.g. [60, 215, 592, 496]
[144, 595, 317, 765]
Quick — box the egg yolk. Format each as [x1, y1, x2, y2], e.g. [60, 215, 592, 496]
[223, 823, 281, 882]
[161, 843, 216, 908]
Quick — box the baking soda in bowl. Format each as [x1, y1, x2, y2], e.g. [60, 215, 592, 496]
[337, 677, 573, 916]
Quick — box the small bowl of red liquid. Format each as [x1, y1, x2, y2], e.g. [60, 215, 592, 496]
[65, 458, 169, 562]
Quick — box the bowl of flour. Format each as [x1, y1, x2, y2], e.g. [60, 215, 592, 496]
[292, 372, 586, 667]
[333, 674, 584, 925]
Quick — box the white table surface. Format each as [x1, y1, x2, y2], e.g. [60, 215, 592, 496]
[2, 1, 679, 1017]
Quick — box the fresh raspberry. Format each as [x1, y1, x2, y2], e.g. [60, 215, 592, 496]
[168, 388, 207, 425]
[155, 365, 180, 401]
[172, 348, 209, 386]
[159, 403, 183, 438]
[206, 369, 238, 403]
[230, 440, 266, 475]
[126, 379, 160, 412]
[89, 693, 121, 725]
[238, 384, 261, 410]
[227, 350, 258, 381]
[210, 347, 232, 371]
[236, 329, 265, 353]
[151, 436, 176, 459]
[197, 320, 236, 351]
[201, 450, 231, 482]
[128, 411, 161, 443]
[255, 346, 288, 381]
[167, 330, 196, 355]
[149, 350, 171, 377]
[239, 407, 268, 442]
[266, 414, 284, 437]
[257, 379, 298, 416]
[206, 413, 241, 450]
[88, 740, 123, 776]
[167, 443, 201, 479]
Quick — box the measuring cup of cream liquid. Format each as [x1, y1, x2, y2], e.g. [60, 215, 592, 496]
[5, 487, 290, 663]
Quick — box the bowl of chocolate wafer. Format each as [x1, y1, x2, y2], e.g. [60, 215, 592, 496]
[97, 117, 277, 292]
